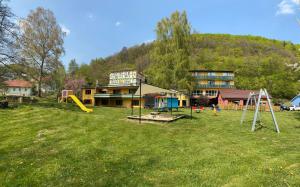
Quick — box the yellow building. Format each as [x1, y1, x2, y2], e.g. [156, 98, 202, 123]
[94, 85, 143, 108]
[81, 87, 96, 105]
[81, 70, 191, 108]
[175, 91, 190, 107]
[190, 70, 235, 105]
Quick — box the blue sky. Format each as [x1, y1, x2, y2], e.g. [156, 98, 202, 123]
[9, 0, 300, 67]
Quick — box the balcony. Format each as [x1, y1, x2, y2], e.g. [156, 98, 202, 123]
[195, 84, 235, 89]
[94, 93, 140, 99]
[193, 75, 234, 80]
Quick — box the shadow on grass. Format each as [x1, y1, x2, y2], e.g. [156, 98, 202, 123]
[3, 99, 82, 112]
[254, 123, 279, 133]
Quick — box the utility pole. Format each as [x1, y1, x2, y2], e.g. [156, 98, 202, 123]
[170, 93, 173, 115]
[139, 78, 142, 124]
[131, 93, 133, 116]
[190, 92, 192, 119]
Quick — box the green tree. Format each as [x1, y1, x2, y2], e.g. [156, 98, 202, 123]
[145, 10, 193, 91]
[18, 7, 65, 97]
[68, 59, 79, 75]
[0, 0, 18, 88]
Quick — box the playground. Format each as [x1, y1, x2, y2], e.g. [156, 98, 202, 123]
[0, 98, 299, 186]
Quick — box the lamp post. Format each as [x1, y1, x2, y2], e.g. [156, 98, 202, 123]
[190, 91, 192, 120]
[131, 92, 133, 116]
[139, 78, 142, 124]
[170, 93, 173, 115]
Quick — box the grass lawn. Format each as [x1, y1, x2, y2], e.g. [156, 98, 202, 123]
[0, 100, 299, 186]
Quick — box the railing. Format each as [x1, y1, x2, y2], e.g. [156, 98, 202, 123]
[94, 93, 139, 98]
[195, 84, 235, 89]
[193, 75, 234, 80]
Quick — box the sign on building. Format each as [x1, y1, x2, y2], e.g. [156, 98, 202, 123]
[109, 70, 145, 86]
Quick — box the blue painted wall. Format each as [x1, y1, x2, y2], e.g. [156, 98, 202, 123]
[291, 95, 300, 107]
[155, 97, 178, 109]
[167, 98, 179, 108]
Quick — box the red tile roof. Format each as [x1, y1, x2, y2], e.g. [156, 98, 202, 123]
[4, 80, 32, 88]
[219, 89, 269, 99]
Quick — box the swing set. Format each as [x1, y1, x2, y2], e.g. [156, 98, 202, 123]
[240, 88, 280, 133]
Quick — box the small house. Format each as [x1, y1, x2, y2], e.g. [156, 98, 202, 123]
[3, 80, 32, 97]
[291, 94, 300, 107]
[218, 89, 269, 108]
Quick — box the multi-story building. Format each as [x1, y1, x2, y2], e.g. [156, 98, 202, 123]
[81, 70, 190, 108]
[190, 70, 235, 101]
[82, 70, 144, 108]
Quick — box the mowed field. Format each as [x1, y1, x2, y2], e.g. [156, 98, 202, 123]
[0, 100, 299, 186]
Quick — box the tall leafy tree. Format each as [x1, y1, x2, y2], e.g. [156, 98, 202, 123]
[68, 59, 79, 75]
[145, 11, 193, 91]
[0, 0, 18, 87]
[18, 7, 65, 97]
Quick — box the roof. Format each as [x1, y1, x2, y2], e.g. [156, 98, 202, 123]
[110, 69, 138, 73]
[189, 70, 234, 73]
[134, 83, 176, 96]
[219, 89, 269, 99]
[4, 80, 32, 88]
[99, 85, 139, 89]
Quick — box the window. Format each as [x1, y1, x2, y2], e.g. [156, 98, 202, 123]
[208, 80, 215, 85]
[116, 100, 123, 106]
[132, 100, 139, 106]
[192, 90, 203, 96]
[206, 90, 217, 96]
[85, 89, 91, 95]
[129, 89, 136, 94]
[84, 99, 91, 104]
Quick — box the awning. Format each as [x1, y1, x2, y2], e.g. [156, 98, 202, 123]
[134, 83, 176, 96]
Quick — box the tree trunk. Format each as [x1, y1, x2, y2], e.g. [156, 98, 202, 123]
[38, 61, 44, 97]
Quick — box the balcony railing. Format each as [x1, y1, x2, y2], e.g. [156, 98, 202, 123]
[195, 84, 235, 89]
[94, 93, 139, 98]
[193, 75, 234, 80]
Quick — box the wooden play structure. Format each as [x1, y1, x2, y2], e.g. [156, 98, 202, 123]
[240, 88, 279, 133]
[60, 90, 93, 113]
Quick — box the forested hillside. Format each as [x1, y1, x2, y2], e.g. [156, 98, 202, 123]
[76, 33, 300, 99]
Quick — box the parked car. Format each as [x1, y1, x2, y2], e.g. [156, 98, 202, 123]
[289, 105, 300, 111]
[280, 104, 289, 111]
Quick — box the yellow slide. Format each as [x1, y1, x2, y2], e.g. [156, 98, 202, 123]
[69, 95, 93, 113]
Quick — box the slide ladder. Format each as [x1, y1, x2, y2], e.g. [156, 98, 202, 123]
[69, 95, 93, 113]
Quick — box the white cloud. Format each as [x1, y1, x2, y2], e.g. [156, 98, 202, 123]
[115, 21, 121, 27]
[60, 24, 70, 36]
[276, 0, 300, 15]
[292, 0, 300, 5]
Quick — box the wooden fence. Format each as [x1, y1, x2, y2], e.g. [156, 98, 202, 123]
[219, 103, 280, 112]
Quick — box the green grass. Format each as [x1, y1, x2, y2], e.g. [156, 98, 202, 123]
[0, 100, 299, 186]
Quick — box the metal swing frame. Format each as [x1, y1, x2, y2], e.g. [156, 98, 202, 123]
[240, 88, 280, 133]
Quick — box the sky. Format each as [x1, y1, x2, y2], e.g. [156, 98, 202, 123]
[8, 0, 300, 67]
